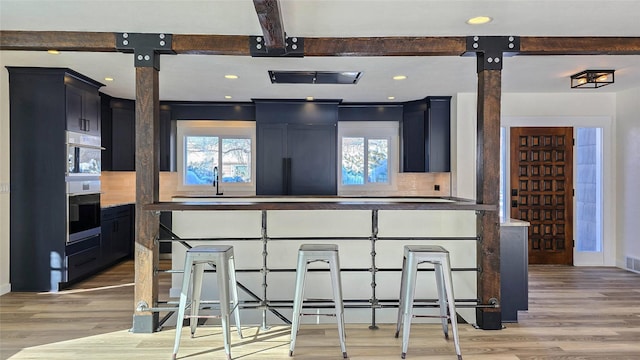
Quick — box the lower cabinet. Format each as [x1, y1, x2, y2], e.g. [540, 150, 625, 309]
[65, 234, 101, 283]
[101, 204, 134, 267]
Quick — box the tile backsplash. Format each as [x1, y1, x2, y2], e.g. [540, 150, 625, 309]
[100, 171, 450, 206]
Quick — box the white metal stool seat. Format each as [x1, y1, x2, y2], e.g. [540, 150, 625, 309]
[290, 244, 347, 358]
[395, 245, 462, 360]
[172, 245, 242, 360]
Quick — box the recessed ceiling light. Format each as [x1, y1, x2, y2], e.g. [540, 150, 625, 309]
[224, 74, 238, 79]
[388, 96, 396, 100]
[393, 75, 407, 80]
[225, 95, 232, 99]
[306, 96, 314, 101]
[104, 77, 114, 82]
[47, 50, 59, 55]
[467, 16, 492, 25]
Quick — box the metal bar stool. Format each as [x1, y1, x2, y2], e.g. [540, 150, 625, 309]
[289, 244, 348, 358]
[173, 245, 242, 360]
[395, 245, 462, 360]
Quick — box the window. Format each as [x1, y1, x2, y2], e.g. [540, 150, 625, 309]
[177, 121, 256, 194]
[338, 121, 398, 194]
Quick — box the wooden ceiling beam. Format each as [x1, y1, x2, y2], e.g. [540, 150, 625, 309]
[171, 34, 250, 55]
[304, 37, 467, 56]
[252, 0, 287, 51]
[520, 37, 640, 55]
[3, 31, 640, 56]
[0, 31, 117, 52]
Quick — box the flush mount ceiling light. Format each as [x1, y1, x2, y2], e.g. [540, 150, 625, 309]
[224, 74, 239, 79]
[104, 77, 114, 82]
[467, 16, 492, 25]
[392, 75, 407, 80]
[570, 70, 615, 88]
[268, 71, 362, 84]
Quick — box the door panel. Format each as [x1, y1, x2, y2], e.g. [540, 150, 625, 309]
[510, 127, 573, 265]
[288, 124, 337, 195]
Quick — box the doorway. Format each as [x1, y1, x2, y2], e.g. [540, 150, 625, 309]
[510, 127, 574, 265]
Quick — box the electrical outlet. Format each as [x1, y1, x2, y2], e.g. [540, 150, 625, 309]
[0, 183, 10, 193]
[434, 184, 440, 191]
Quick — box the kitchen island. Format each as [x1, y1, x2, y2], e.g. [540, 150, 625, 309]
[145, 196, 498, 328]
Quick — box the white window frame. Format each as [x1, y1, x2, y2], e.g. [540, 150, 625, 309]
[177, 120, 256, 195]
[338, 121, 399, 195]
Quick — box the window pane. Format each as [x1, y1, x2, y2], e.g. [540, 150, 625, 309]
[342, 137, 365, 185]
[221, 138, 252, 183]
[368, 139, 388, 183]
[576, 128, 602, 252]
[185, 136, 218, 185]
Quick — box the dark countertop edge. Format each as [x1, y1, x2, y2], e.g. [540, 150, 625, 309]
[143, 199, 497, 211]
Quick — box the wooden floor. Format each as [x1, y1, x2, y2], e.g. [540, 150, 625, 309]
[1, 260, 640, 360]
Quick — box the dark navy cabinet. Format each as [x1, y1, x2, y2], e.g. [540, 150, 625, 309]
[256, 101, 338, 195]
[101, 97, 175, 171]
[7, 67, 103, 291]
[402, 96, 451, 172]
[66, 80, 102, 136]
[101, 205, 134, 267]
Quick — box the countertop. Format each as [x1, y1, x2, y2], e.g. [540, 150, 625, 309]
[501, 218, 531, 227]
[144, 196, 497, 211]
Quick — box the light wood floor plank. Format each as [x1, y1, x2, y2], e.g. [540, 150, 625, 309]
[2, 262, 640, 359]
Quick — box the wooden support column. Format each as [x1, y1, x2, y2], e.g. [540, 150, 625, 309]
[132, 66, 160, 333]
[476, 69, 502, 324]
[467, 36, 513, 329]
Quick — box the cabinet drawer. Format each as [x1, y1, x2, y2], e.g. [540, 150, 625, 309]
[66, 245, 101, 281]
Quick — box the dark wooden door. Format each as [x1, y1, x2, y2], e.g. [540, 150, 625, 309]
[510, 127, 574, 265]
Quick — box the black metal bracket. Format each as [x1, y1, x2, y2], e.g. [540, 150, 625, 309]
[116, 32, 176, 70]
[250, 35, 304, 57]
[464, 36, 520, 72]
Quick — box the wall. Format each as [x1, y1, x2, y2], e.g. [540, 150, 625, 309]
[453, 92, 618, 266]
[0, 67, 10, 295]
[615, 87, 640, 267]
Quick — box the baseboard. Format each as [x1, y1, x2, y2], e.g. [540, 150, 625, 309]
[0, 283, 11, 296]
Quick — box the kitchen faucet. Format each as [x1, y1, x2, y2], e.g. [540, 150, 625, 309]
[213, 166, 223, 196]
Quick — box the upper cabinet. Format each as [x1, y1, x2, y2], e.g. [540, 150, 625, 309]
[256, 101, 338, 195]
[401, 96, 451, 172]
[65, 75, 103, 136]
[101, 96, 175, 172]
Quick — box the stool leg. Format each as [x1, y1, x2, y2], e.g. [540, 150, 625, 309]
[190, 262, 205, 337]
[217, 256, 232, 360]
[228, 253, 243, 339]
[329, 255, 348, 359]
[289, 255, 308, 356]
[395, 255, 408, 338]
[434, 263, 449, 339]
[173, 257, 194, 360]
[442, 255, 462, 360]
[401, 254, 418, 359]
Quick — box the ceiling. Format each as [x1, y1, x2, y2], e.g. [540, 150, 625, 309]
[2, 0, 640, 103]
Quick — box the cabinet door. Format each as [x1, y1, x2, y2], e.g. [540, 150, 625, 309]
[111, 107, 135, 171]
[402, 110, 426, 172]
[66, 86, 84, 132]
[288, 124, 337, 195]
[83, 91, 101, 136]
[426, 97, 451, 172]
[100, 217, 115, 266]
[112, 216, 132, 259]
[257, 123, 287, 195]
[159, 109, 174, 171]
